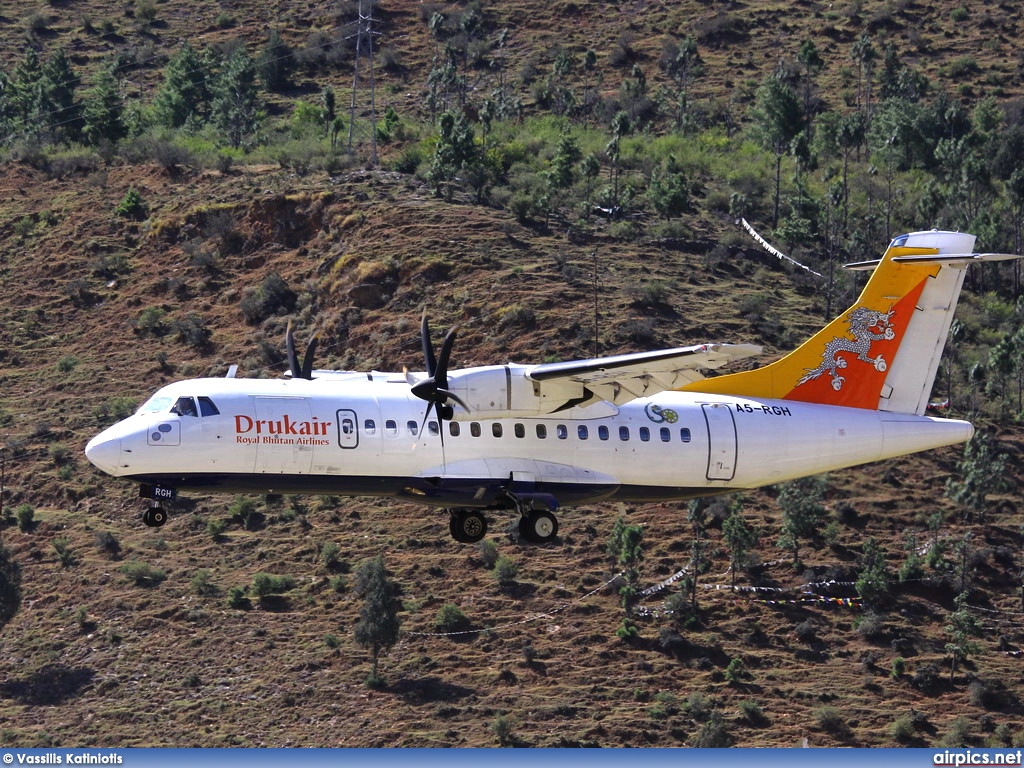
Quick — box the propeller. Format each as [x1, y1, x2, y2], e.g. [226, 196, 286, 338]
[285, 321, 318, 380]
[408, 313, 470, 429]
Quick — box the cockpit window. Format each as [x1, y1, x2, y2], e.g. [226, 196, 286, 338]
[138, 395, 173, 414]
[198, 397, 220, 416]
[171, 396, 198, 417]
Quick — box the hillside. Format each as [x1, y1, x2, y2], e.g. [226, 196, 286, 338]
[1, 0, 1023, 750]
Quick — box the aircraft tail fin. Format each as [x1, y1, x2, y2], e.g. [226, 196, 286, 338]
[685, 230, 1019, 415]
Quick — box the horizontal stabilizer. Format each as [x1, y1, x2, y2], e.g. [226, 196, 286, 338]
[846, 252, 1021, 271]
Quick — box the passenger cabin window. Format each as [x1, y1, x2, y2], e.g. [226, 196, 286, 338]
[660, 427, 671, 442]
[492, 423, 503, 438]
[536, 424, 547, 439]
[598, 426, 609, 441]
[578, 425, 589, 440]
[470, 422, 481, 437]
[428, 421, 439, 436]
[514, 423, 525, 439]
[364, 419, 377, 435]
[556, 425, 568, 440]
[198, 397, 220, 416]
[639, 427, 650, 442]
[407, 420, 419, 436]
[680, 428, 691, 443]
[385, 420, 398, 437]
[171, 396, 198, 417]
[449, 422, 460, 437]
[619, 426, 630, 441]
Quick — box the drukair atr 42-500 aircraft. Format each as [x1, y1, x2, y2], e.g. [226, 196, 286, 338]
[86, 230, 1019, 544]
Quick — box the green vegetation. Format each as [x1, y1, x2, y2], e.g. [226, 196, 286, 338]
[118, 560, 167, 587]
[353, 555, 401, 687]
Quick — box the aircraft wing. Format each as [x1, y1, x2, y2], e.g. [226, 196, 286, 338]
[526, 343, 762, 407]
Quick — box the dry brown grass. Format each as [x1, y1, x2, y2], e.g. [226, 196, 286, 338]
[0, 0, 1023, 749]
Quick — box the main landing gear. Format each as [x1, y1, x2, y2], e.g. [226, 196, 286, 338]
[447, 490, 561, 545]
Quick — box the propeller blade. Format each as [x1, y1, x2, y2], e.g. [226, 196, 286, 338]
[285, 322, 302, 379]
[435, 387, 470, 414]
[301, 334, 319, 380]
[435, 328, 457, 388]
[420, 312, 437, 376]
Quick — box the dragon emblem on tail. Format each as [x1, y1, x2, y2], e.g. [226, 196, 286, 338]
[797, 306, 896, 391]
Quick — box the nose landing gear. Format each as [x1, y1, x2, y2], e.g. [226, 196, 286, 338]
[139, 484, 174, 527]
[142, 506, 167, 527]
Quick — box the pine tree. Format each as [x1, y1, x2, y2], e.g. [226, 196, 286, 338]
[81, 60, 126, 146]
[751, 74, 803, 226]
[944, 592, 982, 683]
[946, 429, 1009, 523]
[0, 542, 22, 632]
[353, 555, 401, 686]
[257, 28, 293, 93]
[152, 43, 210, 129]
[212, 45, 261, 149]
[776, 475, 827, 567]
[722, 506, 758, 589]
[40, 47, 81, 141]
[855, 537, 891, 607]
[10, 48, 44, 136]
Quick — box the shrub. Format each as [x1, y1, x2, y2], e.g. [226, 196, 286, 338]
[132, 306, 168, 337]
[939, 717, 974, 748]
[492, 555, 519, 583]
[890, 712, 916, 743]
[477, 539, 499, 569]
[228, 497, 263, 531]
[648, 690, 680, 720]
[692, 711, 733, 747]
[794, 619, 818, 642]
[492, 714, 514, 746]
[738, 700, 765, 725]
[170, 314, 212, 349]
[95, 531, 120, 557]
[226, 586, 250, 609]
[724, 657, 748, 685]
[433, 604, 472, 634]
[207, 518, 227, 540]
[910, 663, 942, 695]
[891, 656, 905, 679]
[52, 538, 77, 567]
[239, 273, 297, 324]
[251, 572, 296, 598]
[190, 569, 218, 596]
[814, 706, 845, 731]
[14, 504, 35, 532]
[118, 560, 167, 587]
[320, 541, 341, 569]
[56, 356, 78, 373]
[115, 188, 146, 219]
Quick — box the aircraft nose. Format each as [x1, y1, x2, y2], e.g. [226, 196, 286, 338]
[85, 433, 122, 475]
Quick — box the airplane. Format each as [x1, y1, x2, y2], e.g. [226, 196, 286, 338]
[85, 229, 1019, 544]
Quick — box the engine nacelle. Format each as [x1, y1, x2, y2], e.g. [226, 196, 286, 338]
[447, 364, 591, 419]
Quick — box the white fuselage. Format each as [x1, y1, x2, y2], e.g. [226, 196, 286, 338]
[85, 374, 974, 507]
